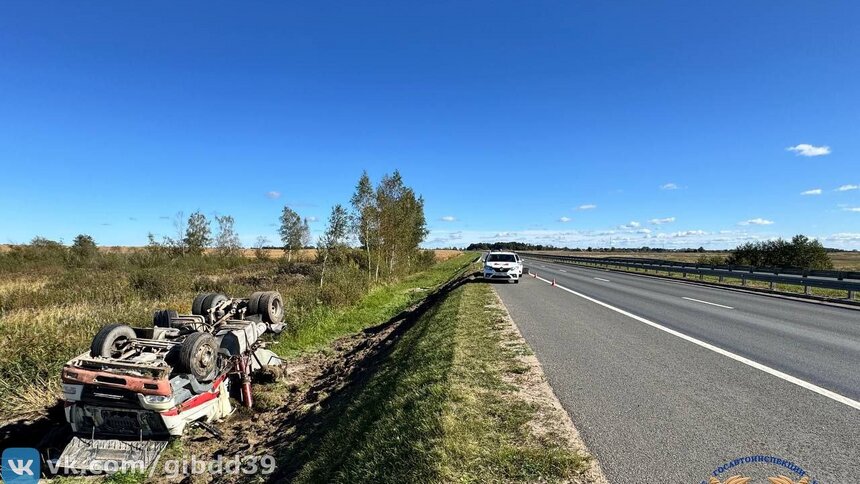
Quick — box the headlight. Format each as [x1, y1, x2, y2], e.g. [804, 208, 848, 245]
[144, 394, 172, 404]
[484, 265, 493, 271]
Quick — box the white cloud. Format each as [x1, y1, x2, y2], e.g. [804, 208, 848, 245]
[306, 216, 319, 222]
[786, 144, 831, 157]
[265, 191, 281, 199]
[660, 183, 678, 190]
[836, 184, 859, 192]
[421, 228, 795, 250]
[559, 216, 571, 223]
[670, 230, 707, 237]
[619, 221, 641, 229]
[844, 207, 860, 212]
[440, 216, 457, 222]
[576, 204, 597, 210]
[800, 188, 822, 195]
[739, 218, 774, 226]
[826, 233, 860, 242]
[649, 217, 675, 225]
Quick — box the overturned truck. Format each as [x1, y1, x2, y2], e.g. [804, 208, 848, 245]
[54, 291, 286, 474]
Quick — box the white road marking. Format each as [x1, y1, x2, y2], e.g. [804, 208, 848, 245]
[533, 275, 860, 411]
[559, 269, 567, 272]
[682, 296, 733, 310]
[593, 277, 610, 282]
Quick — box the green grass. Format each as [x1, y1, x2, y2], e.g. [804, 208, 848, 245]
[283, 280, 588, 483]
[270, 253, 476, 356]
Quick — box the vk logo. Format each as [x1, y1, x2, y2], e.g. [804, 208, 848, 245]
[1, 447, 40, 484]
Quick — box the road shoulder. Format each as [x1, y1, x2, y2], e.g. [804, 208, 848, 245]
[488, 283, 609, 484]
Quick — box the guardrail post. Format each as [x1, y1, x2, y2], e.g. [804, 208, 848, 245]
[769, 280, 775, 290]
[849, 290, 856, 300]
[804, 284, 811, 295]
[741, 276, 747, 286]
[699, 272, 704, 280]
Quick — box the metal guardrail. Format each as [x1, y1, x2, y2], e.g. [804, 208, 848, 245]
[520, 252, 860, 300]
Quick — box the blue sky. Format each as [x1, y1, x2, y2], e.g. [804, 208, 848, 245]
[1, 1, 858, 249]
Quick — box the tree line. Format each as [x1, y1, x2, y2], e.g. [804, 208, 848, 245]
[6, 170, 430, 285]
[724, 235, 833, 269]
[467, 235, 836, 270]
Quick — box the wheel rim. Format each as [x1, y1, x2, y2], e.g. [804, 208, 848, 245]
[194, 344, 215, 375]
[110, 336, 129, 358]
[268, 297, 282, 319]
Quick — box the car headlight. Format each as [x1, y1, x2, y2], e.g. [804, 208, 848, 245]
[484, 265, 493, 271]
[144, 394, 172, 404]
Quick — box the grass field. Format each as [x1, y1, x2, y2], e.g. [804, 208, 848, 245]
[532, 250, 860, 270]
[0, 249, 466, 422]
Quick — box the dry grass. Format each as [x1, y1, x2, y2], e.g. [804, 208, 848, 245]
[0, 250, 468, 422]
[532, 250, 860, 270]
[6, 246, 463, 262]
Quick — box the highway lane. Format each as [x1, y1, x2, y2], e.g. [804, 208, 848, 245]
[494, 261, 860, 482]
[522, 259, 860, 400]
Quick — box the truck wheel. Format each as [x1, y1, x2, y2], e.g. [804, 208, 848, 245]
[259, 291, 284, 323]
[192, 293, 215, 315]
[178, 332, 218, 381]
[247, 291, 266, 316]
[201, 293, 228, 316]
[90, 323, 136, 358]
[153, 309, 179, 328]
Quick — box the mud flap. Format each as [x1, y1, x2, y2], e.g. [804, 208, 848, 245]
[55, 437, 168, 474]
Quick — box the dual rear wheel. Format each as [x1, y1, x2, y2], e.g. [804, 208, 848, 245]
[90, 323, 218, 381]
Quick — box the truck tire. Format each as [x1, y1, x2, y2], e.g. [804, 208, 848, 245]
[201, 293, 228, 316]
[153, 309, 179, 328]
[178, 332, 218, 381]
[258, 291, 284, 323]
[247, 291, 266, 316]
[192, 293, 215, 315]
[90, 323, 136, 358]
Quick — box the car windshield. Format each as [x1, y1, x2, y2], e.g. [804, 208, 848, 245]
[488, 254, 516, 262]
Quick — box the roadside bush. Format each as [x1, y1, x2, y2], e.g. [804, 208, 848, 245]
[128, 268, 189, 299]
[278, 260, 318, 277]
[0, 237, 68, 269]
[69, 234, 98, 263]
[726, 235, 833, 269]
[319, 263, 368, 307]
[696, 254, 726, 266]
[414, 249, 437, 267]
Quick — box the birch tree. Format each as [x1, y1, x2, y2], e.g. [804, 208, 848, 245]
[279, 206, 304, 262]
[318, 204, 349, 288]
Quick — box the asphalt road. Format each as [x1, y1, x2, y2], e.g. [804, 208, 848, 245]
[493, 259, 860, 483]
